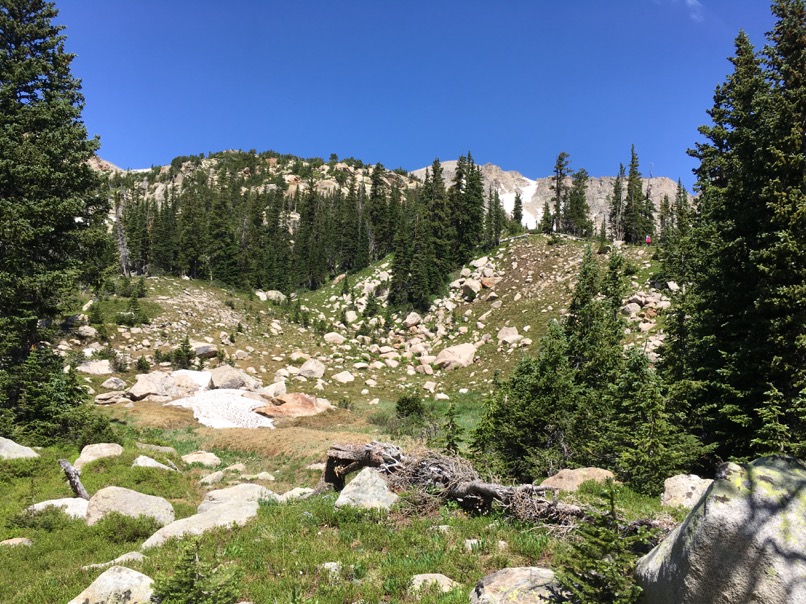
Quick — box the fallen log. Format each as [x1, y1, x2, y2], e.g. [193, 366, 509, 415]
[58, 459, 90, 500]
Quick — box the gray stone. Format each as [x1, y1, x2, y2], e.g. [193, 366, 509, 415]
[335, 467, 398, 511]
[74, 442, 124, 470]
[539, 467, 614, 492]
[197, 483, 278, 513]
[76, 324, 98, 339]
[277, 487, 315, 503]
[636, 456, 806, 604]
[660, 474, 713, 509]
[171, 369, 212, 391]
[182, 450, 221, 468]
[434, 343, 476, 370]
[332, 370, 354, 384]
[410, 573, 459, 594]
[403, 312, 422, 328]
[128, 371, 174, 401]
[94, 391, 129, 405]
[210, 365, 259, 390]
[1, 537, 32, 547]
[298, 358, 326, 379]
[28, 497, 88, 519]
[86, 486, 175, 527]
[199, 470, 225, 485]
[136, 442, 177, 456]
[67, 566, 153, 604]
[323, 332, 346, 345]
[76, 359, 113, 375]
[0, 436, 39, 460]
[462, 279, 482, 301]
[191, 342, 219, 359]
[470, 567, 556, 603]
[132, 455, 175, 472]
[81, 551, 146, 571]
[100, 377, 127, 390]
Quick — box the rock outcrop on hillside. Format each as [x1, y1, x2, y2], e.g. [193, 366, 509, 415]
[413, 160, 686, 230]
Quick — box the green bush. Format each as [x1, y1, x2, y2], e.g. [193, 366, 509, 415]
[151, 539, 240, 604]
[395, 394, 424, 419]
[92, 512, 163, 544]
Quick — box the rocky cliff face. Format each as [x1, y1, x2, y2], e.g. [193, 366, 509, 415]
[413, 160, 684, 230]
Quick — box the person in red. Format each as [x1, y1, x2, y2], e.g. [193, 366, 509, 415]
[645, 235, 652, 245]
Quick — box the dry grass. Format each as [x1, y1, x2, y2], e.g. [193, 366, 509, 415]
[200, 426, 370, 460]
[105, 401, 198, 430]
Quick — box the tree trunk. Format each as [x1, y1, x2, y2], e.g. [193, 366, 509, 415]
[58, 459, 90, 500]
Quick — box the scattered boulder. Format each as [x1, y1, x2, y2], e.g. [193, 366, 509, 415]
[199, 470, 225, 485]
[332, 370, 355, 384]
[86, 486, 175, 527]
[470, 567, 557, 603]
[76, 359, 112, 375]
[94, 391, 130, 405]
[278, 487, 315, 503]
[197, 484, 278, 513]
[66, 566, 153, 604]
[335, 467, 398, 511]
[81, 551, 146, 571]
[298, 358, 326, 379]
[403, 312, 422, 328]
[471, 256, 489, 268]
[210, 365, 259, 390]
[410, 573, 459, 594]
[143, 484, 276, 549]
[1, 537, 32, 547]
[76, 324, 98, 339]
[74, 443, 124, 470]
[127, 371, 174, 401]
[171, 369, 212, 391]
[323, 332, 346, 345]
[0, 436, 39, 460]
[100, 377, 127, 390]
[182, 451, 221, 468]
[660, 474, 713, 509]
[132, 455, 175, 472]
[136, 442, 177, 456]
[28, 497, 89, 519]
[462, 279, 482, 301]
[191, 342, 219, 359]
[434, 343, 476, 370]
[635, 456, 806, 604]
[254, 393, 334, 419]
[263, 290, 287, 304]
[539, 467, 614, 492]
[259, 381, 287, 398]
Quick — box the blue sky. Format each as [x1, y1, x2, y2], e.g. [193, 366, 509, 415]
[58, 1, 775, 189]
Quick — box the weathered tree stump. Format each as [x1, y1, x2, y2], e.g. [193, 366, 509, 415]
[58, 459, 90, 500]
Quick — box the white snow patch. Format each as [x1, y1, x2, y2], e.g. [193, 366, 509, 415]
[165, 389, 274, 429]
[499, 179, 538, 230]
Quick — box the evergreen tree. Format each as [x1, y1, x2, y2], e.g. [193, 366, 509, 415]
[539, 200, 553, 234]
[512, 192, 524, 231]
[622, 146, 649, 244]
[664, 5, 806, 462]
[567, 168, 593, 237]
[608, 164, 626, 241]
[551, 152, 572, 233]
[0, 0, 106, 366]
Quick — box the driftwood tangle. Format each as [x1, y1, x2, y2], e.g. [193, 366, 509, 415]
[58, 458, 90, 500]
[317, 441, 584, 525]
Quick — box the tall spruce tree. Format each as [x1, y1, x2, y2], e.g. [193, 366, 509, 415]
[0, 0, 114, 444]
[608, 163, 626, 241]
[664, 3, 806, 462]
[551, 151, 572, 233]
[622, 146, 649, 244]
[567, 168, 592, 237]
[512, 191, 524, 230]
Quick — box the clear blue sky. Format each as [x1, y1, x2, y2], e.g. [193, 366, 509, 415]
[58, 0, 775, 189]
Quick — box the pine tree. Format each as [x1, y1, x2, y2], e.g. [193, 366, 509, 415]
[664, 4, 806, 462]
[551, 152, 572, 233]
[0, 0, 106, 365]
[608, 164, 626, 241]
[512, 191, 524, 231]
[539, 200, 553, 234]
[622, 146, 648, 244]
[567, 168, 592, 237]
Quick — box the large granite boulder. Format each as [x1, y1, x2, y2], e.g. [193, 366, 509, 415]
[635, 456, 806, 604]
[86, 486, 175, 527]
[0, 436, 39, 460]
[539, 467, 615, 492]
[210, 364, 259, 390]
[660, 474, 713, 509]
[28, 497, 88, 519]
[74, 443, 124, 470]
[470, 567, 556, 603]
[434, 343, 476, 370]
[298, 358, 326, 379]
[142, 484, 275, 549]
[127, 371, 174, 401]
[67, 566, 153, 604]
[335, 467, 398, 511]
[254, 393, 334, 419]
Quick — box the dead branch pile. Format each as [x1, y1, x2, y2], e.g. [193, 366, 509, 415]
[318, 442, 585, 524]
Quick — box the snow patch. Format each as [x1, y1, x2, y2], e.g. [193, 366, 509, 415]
[165, 389, 274, 429]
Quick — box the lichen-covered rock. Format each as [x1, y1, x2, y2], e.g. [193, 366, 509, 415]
[470, 567, 556, 603]
[335, 467, 398, 511]
[635, 456, 806, 604]
[67, 566, 153, 604]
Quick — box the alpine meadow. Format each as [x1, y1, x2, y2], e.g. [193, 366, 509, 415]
[0, 1, 804, 603]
